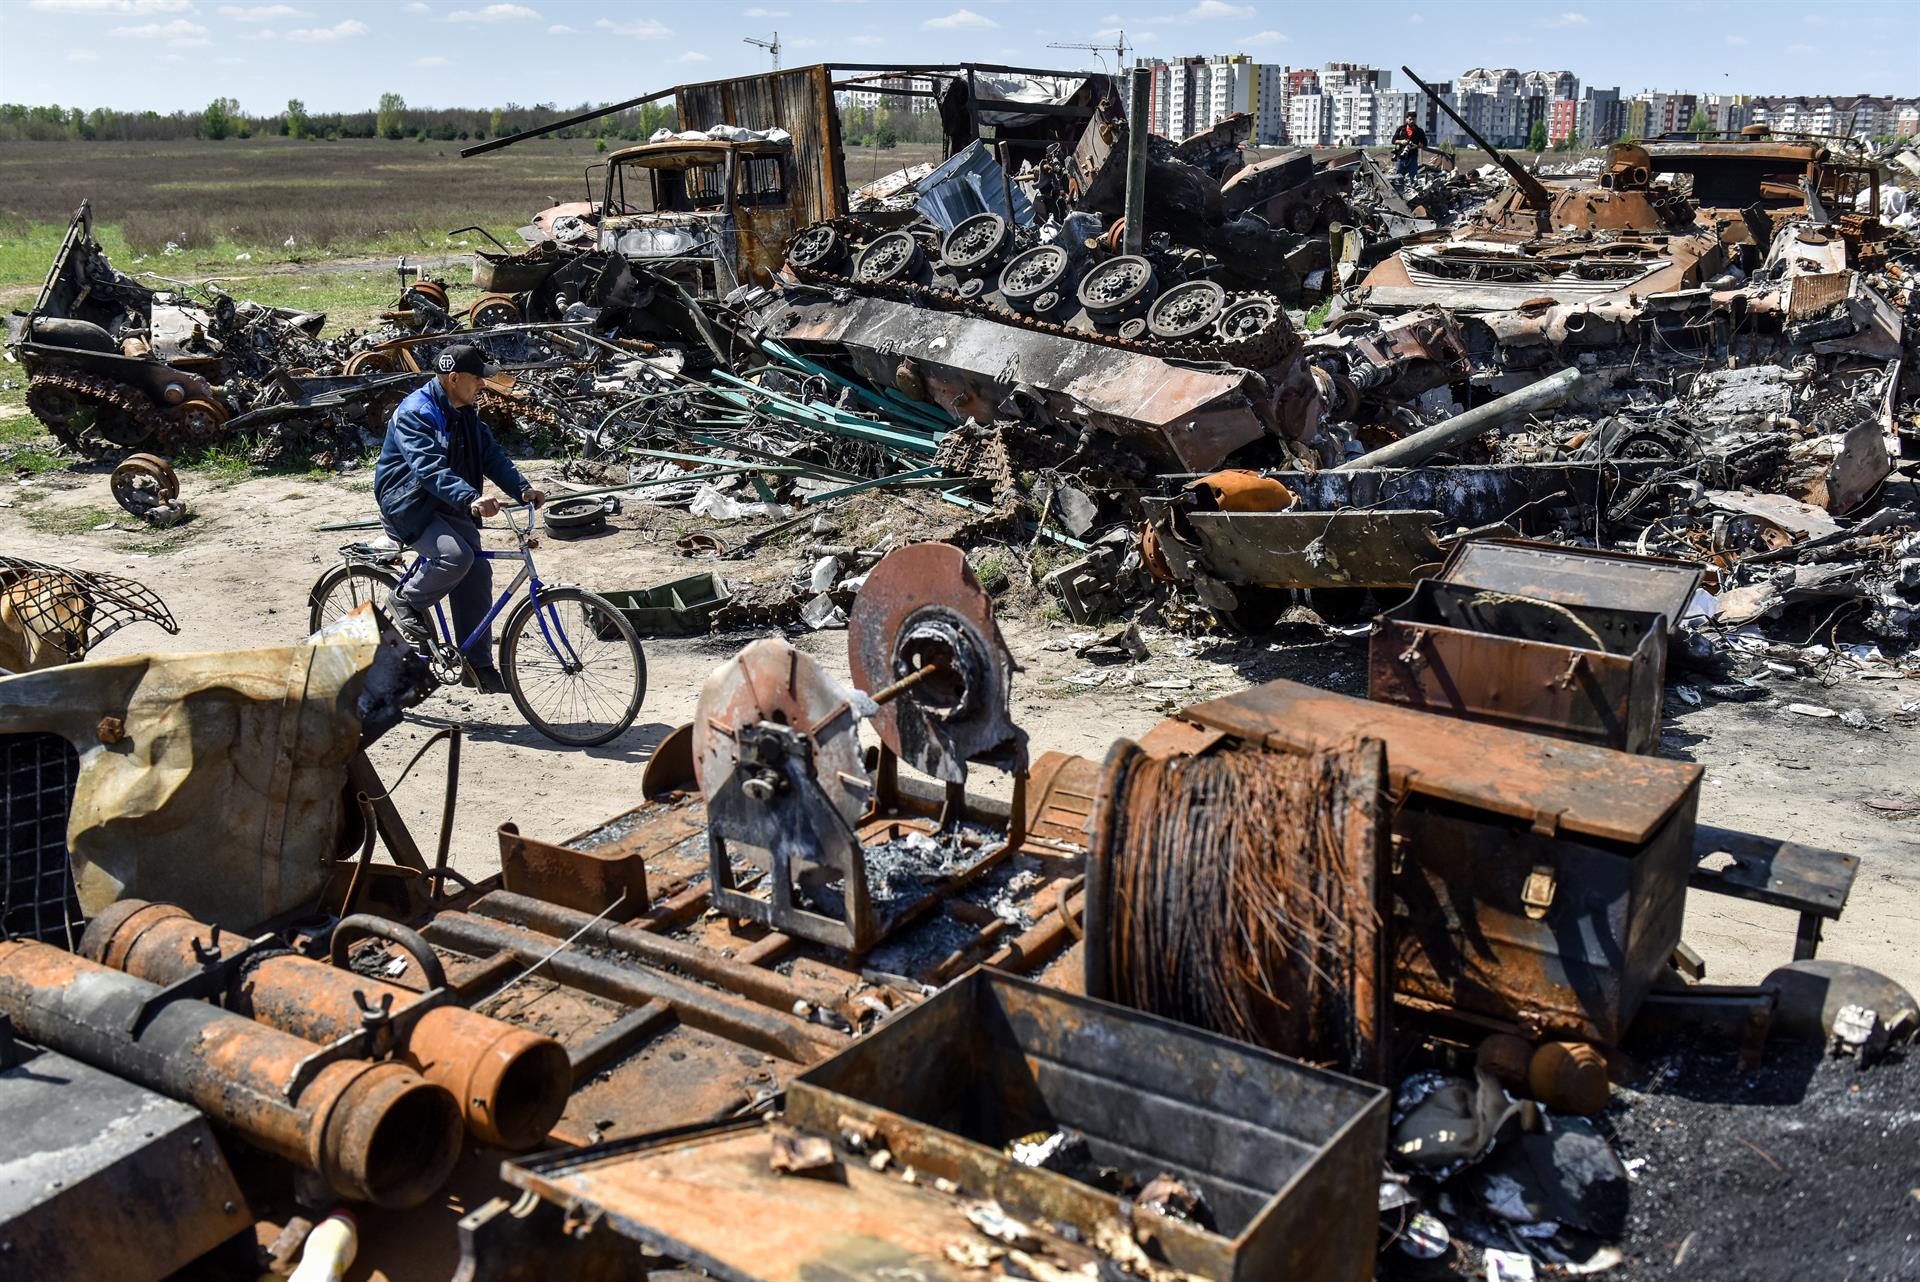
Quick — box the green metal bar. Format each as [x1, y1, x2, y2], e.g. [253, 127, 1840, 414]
[800, 467, 944, 504]
[759, 339, 957, 433]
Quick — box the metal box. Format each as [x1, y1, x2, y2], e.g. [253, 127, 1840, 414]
[1180, 680, 1703, 1044]
[1370, 578, 1669, 752]
[1369, 539, 1703, 753]
[0, 1050, 250, 1282]
[503, 971, 1387, 1282]
[787, 970, 1389, 1282]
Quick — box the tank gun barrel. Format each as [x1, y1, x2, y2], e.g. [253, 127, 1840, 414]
[1402, 65, 1552, 212]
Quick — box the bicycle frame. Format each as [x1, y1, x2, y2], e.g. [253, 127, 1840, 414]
[389, 505, 590, 673]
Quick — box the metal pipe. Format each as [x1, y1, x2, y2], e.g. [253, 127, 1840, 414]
[0, 940, 463, 1208]
[468, 891, 840, 1020]
[1400, 65, 1552, 212]
[1333, 367, 1583, 471]
[1123, 66, 1152, 256]
[83, 903, 569, 1152]
[421, 912, 839, 1064]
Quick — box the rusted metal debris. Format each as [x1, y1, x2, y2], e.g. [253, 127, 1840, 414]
[0, 534, 1903, 1279]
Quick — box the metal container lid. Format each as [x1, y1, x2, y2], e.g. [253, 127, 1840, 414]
[1438, 538, 1704, 631]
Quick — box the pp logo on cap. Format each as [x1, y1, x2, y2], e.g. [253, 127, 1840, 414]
[436, 351, 457, 374]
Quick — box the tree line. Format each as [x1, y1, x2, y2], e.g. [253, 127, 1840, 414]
[0, 96, 686, 144]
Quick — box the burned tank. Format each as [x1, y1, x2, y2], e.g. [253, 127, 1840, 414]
[5, 202, 334, 456]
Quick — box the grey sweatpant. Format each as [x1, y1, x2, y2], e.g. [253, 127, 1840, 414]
[395, 513, 496, 668]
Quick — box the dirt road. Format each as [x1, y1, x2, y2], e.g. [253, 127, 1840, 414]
[4, 462, 1916, 996]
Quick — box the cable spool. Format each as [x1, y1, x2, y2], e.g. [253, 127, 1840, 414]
[1085, 738, 1389, 1077]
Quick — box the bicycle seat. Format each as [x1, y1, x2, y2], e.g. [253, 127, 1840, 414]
[340, 537, 403, 564]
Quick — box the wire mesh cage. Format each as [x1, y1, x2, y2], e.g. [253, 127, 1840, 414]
[0, 555, 177, 669]
[0, 732, 86, 949]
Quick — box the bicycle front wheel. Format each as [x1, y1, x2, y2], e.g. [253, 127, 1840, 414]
[308, 562, 400, 634]
[499, 587, 647, 747]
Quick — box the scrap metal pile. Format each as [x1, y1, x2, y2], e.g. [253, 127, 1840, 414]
[2, 541, 1913, 1281]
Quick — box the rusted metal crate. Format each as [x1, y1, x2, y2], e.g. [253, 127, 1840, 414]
[1370, 579, 1669, 752]
[1369, 539, 1702, 753]
[503, 970, 1387, 1282]
[1179, 680, 1703, 1044]
[787, 970, 1389, 1282]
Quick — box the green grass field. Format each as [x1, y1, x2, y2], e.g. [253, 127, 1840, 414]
[0, 136, 942, 330]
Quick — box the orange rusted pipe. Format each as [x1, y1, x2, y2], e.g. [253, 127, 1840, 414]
[0, 940, 462, 1207]
[81, 901, 570, 1151]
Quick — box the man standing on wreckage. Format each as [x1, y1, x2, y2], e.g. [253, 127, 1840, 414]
[373, 342, 545, 694]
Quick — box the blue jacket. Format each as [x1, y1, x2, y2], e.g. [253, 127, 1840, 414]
[373, 378, 529, 543]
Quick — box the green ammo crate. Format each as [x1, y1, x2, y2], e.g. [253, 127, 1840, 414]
[593, 572, 730, 638]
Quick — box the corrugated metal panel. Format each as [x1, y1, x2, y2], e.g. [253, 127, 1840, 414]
[676, 65, 846, 224]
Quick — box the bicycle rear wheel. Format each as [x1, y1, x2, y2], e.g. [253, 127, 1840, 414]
[308, 563, 401, 634]
[499, 586, 646, 747]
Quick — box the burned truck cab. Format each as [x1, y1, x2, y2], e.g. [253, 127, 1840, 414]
[598, 138, 797, 296]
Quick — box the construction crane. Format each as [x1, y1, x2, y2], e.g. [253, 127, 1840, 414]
[1048, 31, 1129, 72]
[743, 31, 780, 71]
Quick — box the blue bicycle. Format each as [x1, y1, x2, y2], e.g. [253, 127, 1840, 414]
[307, 503, 646, 746]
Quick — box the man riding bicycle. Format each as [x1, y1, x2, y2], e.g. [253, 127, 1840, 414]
[373, 342, 544, 694]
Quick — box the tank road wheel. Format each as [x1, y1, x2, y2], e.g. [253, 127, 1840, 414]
[1077, 254, 1158, 325]
[940, 213, 1010, 276]
[469, 293, 522, 328]
[1147, 280, 1228, 341]
[168, 398, 229, 447]
[1000, 243, 1073, 313]
[343, 350, 398, 377]
[852, 232, 925, 285]
[786, 223, 848, 274]
[110, 453, 180, 515]
[1217, 296, 1280, 342]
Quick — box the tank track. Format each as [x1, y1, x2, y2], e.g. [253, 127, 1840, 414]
[783, 216, 1298, 374]
[24, 368, 178, 457]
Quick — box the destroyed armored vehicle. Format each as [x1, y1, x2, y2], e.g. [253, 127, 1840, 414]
[597, 135, 806, 295]
[6, 202, 328, 455]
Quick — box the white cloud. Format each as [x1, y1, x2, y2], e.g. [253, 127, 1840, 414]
[787, 34, 824, 47]
[677, 50, 711, 62]
[107, 17, 210, 44]
[1786, 41, 1816, 53]
[158, 52, 184, 60]
[922, 8, 996, 29]
[218, 4, 310, 19]
[214, 55, 246, 64]
[1803, 12, 1826, 24]
[1241, 29, 1289, 45]
[848, 33, 884, 46]
[743, 5, 788, 14]
[415, 53, 450, 65]
[1533, 11, 1588, 27]
[594, 16, 671, 37]
[1166, 0, 1251, 18]
[1725, 34, 1747, 46]
[546, 22, 575, 32]
[66, 48, 100, 60]
[446, 3, 537, 21]
[285, 17, 368, 41]
[30, 0, 192, 13]
[241, 27, 275, 38]
[1407, 11, 1424, 23]
[403, 1, 429, 10]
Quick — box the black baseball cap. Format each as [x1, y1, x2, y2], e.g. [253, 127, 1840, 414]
[435, 343, 495, 377]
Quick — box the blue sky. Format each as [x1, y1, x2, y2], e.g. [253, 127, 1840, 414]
[2, 0, 1912, 114]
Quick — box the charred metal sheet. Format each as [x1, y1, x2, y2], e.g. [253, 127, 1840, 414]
[1175, 679, 1702, 1042]
[766, 293, 1271, 472]
[1369, 579, 1670, 753]
[1267, 460, 1667, 530]
[499, 821, 651, 922]
[0, 1050, 250, 1282]
[1178, 509, 1447, 589]
[1436, 538, 1704, 631]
